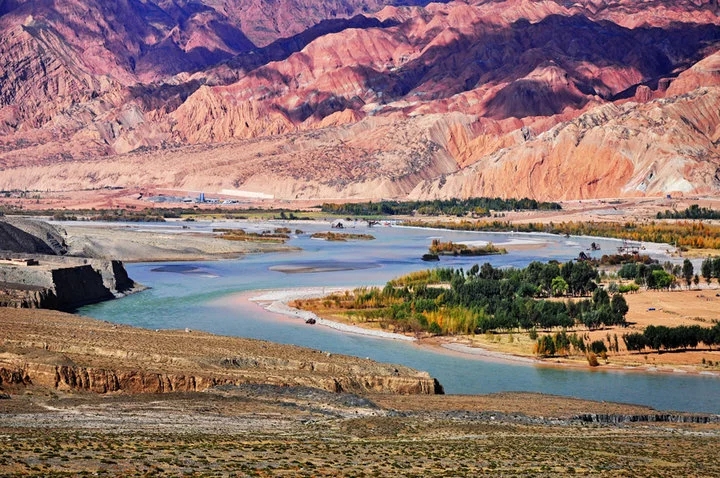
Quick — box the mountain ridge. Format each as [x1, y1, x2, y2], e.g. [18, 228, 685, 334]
[1, 0, 720, 200]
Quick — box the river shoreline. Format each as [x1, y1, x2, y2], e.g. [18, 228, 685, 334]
[244, 286, 720, 379]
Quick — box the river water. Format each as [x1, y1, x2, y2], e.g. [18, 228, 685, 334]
[78, 220, 720, 414]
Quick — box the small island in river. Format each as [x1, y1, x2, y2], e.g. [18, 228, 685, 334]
[311, 231, 375, 241]
[429, 238, 506, 256]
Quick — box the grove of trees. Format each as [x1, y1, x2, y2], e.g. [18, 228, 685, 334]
[307, 260, 629, 336]
[701, 257, 720, 283]
[656, 204, 720, 220]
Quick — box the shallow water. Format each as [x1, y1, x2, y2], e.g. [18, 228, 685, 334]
[79, 220, 720, 413]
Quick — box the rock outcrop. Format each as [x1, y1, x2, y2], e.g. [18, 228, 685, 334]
[410, 87, 720, 200]
[0, 258, 136, 310]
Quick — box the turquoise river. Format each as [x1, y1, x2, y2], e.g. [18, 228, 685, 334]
[78, 220, 720, 414]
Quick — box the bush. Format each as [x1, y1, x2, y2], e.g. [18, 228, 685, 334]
[534, 335, 556, 357]
[589, 340, 607, 354]
[586, 352, 599, 367]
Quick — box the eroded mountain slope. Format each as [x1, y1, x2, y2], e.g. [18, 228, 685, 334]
[1, 0, 720, 200]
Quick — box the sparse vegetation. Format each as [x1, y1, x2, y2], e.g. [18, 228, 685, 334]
[214, 228, 290, 243]
[428, 239, 506, 256]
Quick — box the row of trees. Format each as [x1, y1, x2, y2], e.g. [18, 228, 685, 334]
[320, 197, 561, 217]
[656, 204, 720, 220]
[623, 322, 720, 352]
[533, 331, 611, 358]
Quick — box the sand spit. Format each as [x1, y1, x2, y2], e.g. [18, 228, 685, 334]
[250, 288, 417, 342]
[251, 286, 720, 377]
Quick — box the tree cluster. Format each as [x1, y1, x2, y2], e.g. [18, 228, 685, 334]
[316, 260, 629, 336]
[623, 322, 720, 352]
[617, 262, 677, 289]
[701, 257, 720, 283]
[656, 204, 720, 220]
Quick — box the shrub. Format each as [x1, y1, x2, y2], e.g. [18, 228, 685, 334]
[586, 352, 599, 367]
[589, 340, 607, 354]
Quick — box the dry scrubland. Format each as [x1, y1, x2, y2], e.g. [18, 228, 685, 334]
[2, 396, 719, 477]
[1, 310, 719, 476]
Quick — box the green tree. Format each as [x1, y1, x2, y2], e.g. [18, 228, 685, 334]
[592, 287, 610, 307]
[713, 257, 720, 279]
[551, 276, 568, 297]
[623, 332, 648, 352]
[610, 294, 629, 323]
[650, 269, 673, 290]
[702, 258, 713, 284]
[682, 259, 694, 289]
[589, 340, 607, 354]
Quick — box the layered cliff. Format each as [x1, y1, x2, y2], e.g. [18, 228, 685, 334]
[411, 87, 720, 200]
[0, 219, 137, 310]
[0, 309, 444, 395]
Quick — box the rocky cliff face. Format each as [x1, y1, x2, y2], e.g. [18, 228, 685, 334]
[0, 219, 137, 310]
[1, 0, 720, 200]
[411, 88, 720, 200]
[0, 362, 442, 395]
[0, 260, 135, 310]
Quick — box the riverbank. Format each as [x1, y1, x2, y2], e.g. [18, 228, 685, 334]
[249, 288, 416, 342]
[248, 286, 720, 377]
